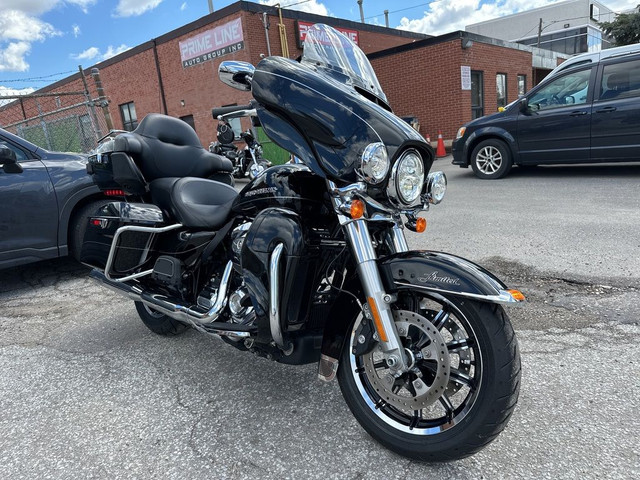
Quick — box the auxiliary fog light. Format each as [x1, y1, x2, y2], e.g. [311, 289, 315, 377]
[360, 142, 389, 184]
[426, 171, 447, 205]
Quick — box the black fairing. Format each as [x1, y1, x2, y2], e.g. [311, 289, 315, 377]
[252, 56, 433, 184]
[232, 164, 333, 223]
[379, 251, 508, 298]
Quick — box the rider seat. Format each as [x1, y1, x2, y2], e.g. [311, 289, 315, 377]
[149, 177, 238, 229]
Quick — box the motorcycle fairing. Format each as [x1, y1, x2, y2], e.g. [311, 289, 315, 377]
[378, 251, 521, 304]
[252, 56, 433, 184]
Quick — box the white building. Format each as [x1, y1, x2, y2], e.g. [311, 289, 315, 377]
[466, 0, 616, 55]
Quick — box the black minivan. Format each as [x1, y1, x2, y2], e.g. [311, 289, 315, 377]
[452, 44, 640, 179]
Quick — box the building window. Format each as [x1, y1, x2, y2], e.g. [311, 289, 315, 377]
[517, 75, 527, 96]
[180, 114, 196, 132]
[496, 73, 507, 109]
[119, 102, 138, 131]
[471, 71, 484, 119]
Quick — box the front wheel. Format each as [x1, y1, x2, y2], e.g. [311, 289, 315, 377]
[337, 293, 520, 461]
[470, 139, 512, 179]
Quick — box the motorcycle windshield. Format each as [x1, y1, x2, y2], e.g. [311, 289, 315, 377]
[252, 25, 429, 183]
[301, 24, 388, 107]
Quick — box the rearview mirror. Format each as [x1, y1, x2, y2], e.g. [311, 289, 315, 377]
[519, 97, 529, 113]
[218, 61, 255, 91]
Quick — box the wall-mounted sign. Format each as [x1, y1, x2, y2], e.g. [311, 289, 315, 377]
[296, 21, 359, 48]
[461, 66, 471, 90]
[179, 18, 244, 68]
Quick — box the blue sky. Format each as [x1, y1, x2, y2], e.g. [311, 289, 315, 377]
[0, 0, 637, 95]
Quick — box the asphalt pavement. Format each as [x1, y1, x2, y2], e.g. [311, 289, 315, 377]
[1, 158, 639, 479]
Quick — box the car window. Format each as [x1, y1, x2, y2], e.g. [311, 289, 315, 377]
[0, 138, 28, 162]
[528, 68, 592, 111]
[598, 58, 640, 101]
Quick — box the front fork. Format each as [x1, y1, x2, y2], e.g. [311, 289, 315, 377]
[329, 181, 410, 374]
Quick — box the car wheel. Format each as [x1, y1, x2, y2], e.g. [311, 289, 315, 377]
[470, 139, 512, 179]
[69, 200, 109, 263]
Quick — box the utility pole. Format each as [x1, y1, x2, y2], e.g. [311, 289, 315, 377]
[208, 0, 213, 14]
[358, 0, 364, 23]
[384, 9, 389, 28]
[537, 18, 543, 48]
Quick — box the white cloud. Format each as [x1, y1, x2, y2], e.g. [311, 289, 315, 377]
[397, 0, 640, 37]
[0, 42, 31, 72]
[70, 44, 131, 62]
[0, 10, 60, 71]
[259, 0, 330, 17]
[180, 2, 187, 12]
[71, 46, 99, 60]
[102, 44, 131, 60]
[0, 85, 36, 106]
[114, 0, 163, 17]
[72, 24, 81, 38]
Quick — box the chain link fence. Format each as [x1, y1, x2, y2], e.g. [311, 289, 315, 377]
[0, 69, 111, 154]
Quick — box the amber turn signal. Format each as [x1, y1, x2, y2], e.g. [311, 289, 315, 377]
[507, 289, 526, 301]
[415, 217, 427, 233]
[350, 199, 365, 219]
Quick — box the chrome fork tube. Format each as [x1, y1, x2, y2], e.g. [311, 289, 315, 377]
[341, 221, 409, 373]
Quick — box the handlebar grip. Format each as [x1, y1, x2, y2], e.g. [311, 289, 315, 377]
[211, 104, 253, 119]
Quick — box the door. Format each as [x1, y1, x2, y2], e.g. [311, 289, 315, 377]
[471, 71, 484, 119]
[591, 56, 640, 161]
[0, 136, 59, 266]
[517, 67, 594, 164]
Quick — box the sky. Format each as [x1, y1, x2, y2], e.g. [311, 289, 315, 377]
[1, 0, 638, 96]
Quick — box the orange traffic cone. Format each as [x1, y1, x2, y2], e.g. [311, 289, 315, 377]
[436, 130, 446, 158]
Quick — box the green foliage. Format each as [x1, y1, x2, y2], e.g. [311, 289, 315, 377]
[599, 5, 640, 46]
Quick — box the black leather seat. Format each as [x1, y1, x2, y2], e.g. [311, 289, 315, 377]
[113, 113, 233, 181]
[150, 177, 238, 229]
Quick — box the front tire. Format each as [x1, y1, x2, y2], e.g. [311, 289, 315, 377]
[470, 139, 512, 179]
[134, 302, 187, 336]
[337, 293, 520, 461]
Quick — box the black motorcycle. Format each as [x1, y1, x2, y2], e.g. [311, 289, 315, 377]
[209, 107, 272, 181]
[83, 24, 522, 461]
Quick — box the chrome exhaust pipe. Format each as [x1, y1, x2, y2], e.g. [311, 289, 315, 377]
[90, 261, 251, 336]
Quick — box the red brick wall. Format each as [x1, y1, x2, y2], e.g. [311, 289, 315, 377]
[371, 40, 532, 143]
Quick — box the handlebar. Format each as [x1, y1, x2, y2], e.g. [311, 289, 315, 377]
[211, 104, 253, 120]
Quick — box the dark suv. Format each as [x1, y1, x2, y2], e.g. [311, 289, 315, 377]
[452, 44, 640, 179]
[0, 128, 108, 269]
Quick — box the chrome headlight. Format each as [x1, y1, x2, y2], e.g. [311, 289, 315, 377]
[388, 149, 425, 206]
[360, 142, 389, 184]
[426, 171, 447, 204]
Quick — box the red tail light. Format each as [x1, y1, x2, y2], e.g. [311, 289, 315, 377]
[104, 189, 125, 196]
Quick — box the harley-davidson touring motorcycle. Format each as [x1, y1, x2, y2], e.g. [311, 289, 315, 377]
[83, 24, 522, 461]
[208, 106, 272, 181]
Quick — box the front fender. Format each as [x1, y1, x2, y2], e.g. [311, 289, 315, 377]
[379, 251, 523, 304]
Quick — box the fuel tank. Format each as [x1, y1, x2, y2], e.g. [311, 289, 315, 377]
[232, 164, 333, 223]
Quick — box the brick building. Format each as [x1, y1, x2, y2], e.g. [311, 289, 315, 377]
[0, 1, 566, 151]
[370, 32, 542, 143]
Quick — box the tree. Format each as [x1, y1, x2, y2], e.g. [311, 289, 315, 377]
[599, 5, 640, 46]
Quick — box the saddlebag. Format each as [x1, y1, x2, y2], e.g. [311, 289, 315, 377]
[80, 202, 165, 272]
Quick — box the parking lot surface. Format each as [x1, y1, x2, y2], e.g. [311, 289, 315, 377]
[1, 159, 639, 479]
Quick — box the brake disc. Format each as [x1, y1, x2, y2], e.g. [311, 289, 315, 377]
[361, 310, 451, 410]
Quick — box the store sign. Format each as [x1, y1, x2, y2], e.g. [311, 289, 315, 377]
[296, 21, 359, 48]
[179, 18, 244, 68]
[461, 66, 471, 90]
